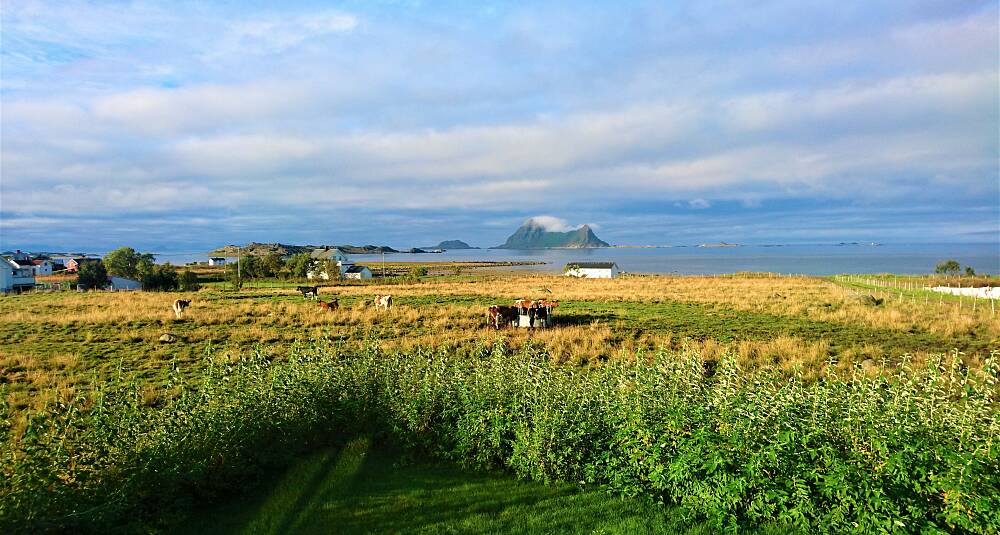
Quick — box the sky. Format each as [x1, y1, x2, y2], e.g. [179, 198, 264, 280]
[1, 0, 998, 251]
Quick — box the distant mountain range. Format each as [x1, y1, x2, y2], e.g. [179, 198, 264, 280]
[209, 242, 398, 256]
[493, 220, 610, 249]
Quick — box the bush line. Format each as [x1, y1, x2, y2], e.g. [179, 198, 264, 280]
[1, 341, 998, 533]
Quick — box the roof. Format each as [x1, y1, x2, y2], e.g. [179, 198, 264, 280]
[345, 265, 369, 273]
[209, 257, 226, 260]
[310, 248, 347, 260]
[70, 257, 101, 263]
[564, 262, 617, 270]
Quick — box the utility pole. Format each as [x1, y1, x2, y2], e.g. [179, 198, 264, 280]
[237, 246, 241, 290]
[382, 249, 385, 279]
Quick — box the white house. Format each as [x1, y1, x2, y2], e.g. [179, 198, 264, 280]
[208, 257, 227, 266]
[564, 262, 621, 279]
[343, 265, 373, 279]
[308, 248, 355, 280]
[31, 260, 55, 276]
[108, 276, 143, 291]
[1, 258, 36, 293]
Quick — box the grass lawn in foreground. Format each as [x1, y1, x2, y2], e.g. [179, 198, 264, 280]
[180, 437, 783, 535]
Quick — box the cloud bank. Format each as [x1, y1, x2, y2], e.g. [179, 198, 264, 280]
[0, 1, 996, 251]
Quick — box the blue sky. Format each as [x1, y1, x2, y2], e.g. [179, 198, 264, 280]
[1, 0, 997, 251]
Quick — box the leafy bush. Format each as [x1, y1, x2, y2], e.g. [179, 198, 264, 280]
[179, 270, 200, 292]
[2, 344, 998, 533]
[75, 261, 107, 290]
[142, 264, 179, 291]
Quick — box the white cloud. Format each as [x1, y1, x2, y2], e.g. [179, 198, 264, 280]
[526, 216, 572, 232]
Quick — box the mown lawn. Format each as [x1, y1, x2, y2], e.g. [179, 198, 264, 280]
[180, 437, 787, 535]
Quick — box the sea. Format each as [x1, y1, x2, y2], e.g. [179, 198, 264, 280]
[146, 242, 999, 276]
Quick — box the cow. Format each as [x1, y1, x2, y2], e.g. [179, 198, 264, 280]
[317, 298, 338, 311]
[373, 295, 393, 311]
[297, 286, 319, 299]
[172, 299, 191, 318]
[488, 305, 519, 329]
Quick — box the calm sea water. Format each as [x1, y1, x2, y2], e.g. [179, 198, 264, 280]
[151, 243, 998, 276]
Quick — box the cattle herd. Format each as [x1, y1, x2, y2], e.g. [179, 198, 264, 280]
[488, 299, 558, 329]
[171, 287, 558, 329]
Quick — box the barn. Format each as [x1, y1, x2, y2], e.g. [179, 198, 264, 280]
[208, 257, 227, 266]
[564, 262, 621, 279]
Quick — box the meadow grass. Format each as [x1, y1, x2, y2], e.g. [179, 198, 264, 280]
[2, 272, 997, 414]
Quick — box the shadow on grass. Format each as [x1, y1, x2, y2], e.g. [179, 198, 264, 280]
[179, 437, 785, 535]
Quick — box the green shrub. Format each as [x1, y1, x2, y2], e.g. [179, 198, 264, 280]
[2, 345, 997, 533]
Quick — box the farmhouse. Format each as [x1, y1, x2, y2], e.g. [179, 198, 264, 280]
[564, 262, 621, 279]
[343, 265, 373, 279]
[1, 258, 36, 294]
[308, 248, 363, 280]
[31, 259, 55, 276]
[207, 257, 227, 266]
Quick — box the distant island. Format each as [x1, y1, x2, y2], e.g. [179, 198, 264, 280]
[493, 219, 610, 249]
[209, 242, 398, 256]
[431, 240, 478, 250]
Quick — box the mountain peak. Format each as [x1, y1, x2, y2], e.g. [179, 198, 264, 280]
[494, 220, 609, 249]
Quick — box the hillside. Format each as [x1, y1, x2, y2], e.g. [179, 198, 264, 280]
[433, 240, 477, 250]
[209, 242, 398, 256]
[493, 220, 610, 249]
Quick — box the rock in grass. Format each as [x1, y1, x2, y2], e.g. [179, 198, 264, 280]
[860, 295, 884, 306]
[158, 333, 178, 343]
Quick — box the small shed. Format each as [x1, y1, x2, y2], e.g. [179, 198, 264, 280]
[208, 257, 227, 266]
[343, 265, 372, 279]
[564, 262, 621, 279]
[108, 276, 143, 291]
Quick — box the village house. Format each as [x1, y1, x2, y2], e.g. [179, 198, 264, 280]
[31, 259, 55, 276]
[1, 257, 36, 293]
[65, 257, 101, 273]
[307, 248, 359, 280]
[564, 262, 621, 279]
[208, 257, 227, 266]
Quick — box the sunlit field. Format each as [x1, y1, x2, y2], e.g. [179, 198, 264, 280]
[2, 269, 998, 533]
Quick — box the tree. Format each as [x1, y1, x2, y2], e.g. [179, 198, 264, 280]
[143, 263, 179, 291]
[286, 253, 313, 279]
[261, 253, 284, 278]
[103, 247, 155, 280]
[180, 270, 201, 291]
[935, 260, 961, 276]
[965, 266, 976, 277]
[77, 261, 108, 290]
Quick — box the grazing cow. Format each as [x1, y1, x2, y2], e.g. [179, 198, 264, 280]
[317, 298, 338, 311]
[373, 295, 393, 311]
[297, 286, 319, 299]
[488, 305, 519, 329]
[172, 299, 191, 318]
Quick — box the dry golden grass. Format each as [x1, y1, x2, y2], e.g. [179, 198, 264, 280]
[2, 272, 997, 413]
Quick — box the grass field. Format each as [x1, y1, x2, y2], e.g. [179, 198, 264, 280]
[1, 268, 998, 533]
[2, 271, 997, 413]
[182, 436, 754, 535]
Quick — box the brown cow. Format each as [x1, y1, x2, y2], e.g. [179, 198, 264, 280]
[317, 298, 338, 311]
[172, 299, 191, 318]
[488, 305, 519, 329]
